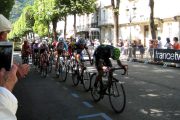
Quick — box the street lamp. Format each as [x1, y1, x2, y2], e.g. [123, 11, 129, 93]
[126, 4, 136, 60]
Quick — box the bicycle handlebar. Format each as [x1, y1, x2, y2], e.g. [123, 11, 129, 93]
[110, 65, 128, 75]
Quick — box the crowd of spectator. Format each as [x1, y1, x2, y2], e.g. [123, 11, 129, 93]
[114, 36, 180, 61]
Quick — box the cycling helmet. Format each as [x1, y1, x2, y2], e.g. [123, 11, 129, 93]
[112, 48, 120, 60]
[42, 40, 47, 45]
[35, 40, 39, 44]
[77, 38, 86, 45]
[58, 37, 65, 43]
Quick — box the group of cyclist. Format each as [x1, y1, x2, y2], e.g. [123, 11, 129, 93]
[21, 36, 127, 88]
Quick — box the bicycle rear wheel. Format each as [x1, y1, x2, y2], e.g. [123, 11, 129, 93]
[91, 73, 101, 102]
[108, 80, 126, 113]
[82, 69, 91, 92]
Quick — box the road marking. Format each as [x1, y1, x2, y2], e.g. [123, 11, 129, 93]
[71, 93, 79, 98]
[78, 113, 112, 120]
[82, 101, 93, 108]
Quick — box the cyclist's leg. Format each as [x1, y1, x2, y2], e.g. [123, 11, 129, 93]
[94, 58, 104, 87]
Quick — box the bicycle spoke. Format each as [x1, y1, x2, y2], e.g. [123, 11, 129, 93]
[109, 81, 126, 113]
[82, 70, 91, 91]
[91, 73, 101, 102]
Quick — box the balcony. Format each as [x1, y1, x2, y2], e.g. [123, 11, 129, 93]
[76, 25, 89, 32]
[98, 19, 114, 27]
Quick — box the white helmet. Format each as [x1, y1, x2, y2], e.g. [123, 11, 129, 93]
[35, 40, 39, 44]
[0, 14, 12, 32]
[42, 40, 47, 45]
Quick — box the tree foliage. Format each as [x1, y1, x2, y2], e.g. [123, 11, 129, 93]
[9, 0, 97, 39]
[8, 5, 34, 39]
[68, 0, 96, 36]
[0, 0, 15, 18]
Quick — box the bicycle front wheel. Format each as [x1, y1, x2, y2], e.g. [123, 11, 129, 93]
[82, 69, 91, 92]
[108, 80, 126, 113]
[91, 73, 101, 102]
[59, 64, 68, 82]
[41, 65, 47, 78]
[71, 67, 80, 86]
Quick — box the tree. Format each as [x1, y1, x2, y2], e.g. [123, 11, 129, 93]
[57, 0, 71, 39]
[111, 0, 120, 46]
[69, 0, 96, 37]
[149, 0, 156, 39]
[33, 0, 66, 39]
[8, 5, 35, 39]
[0, 0, 15, 18]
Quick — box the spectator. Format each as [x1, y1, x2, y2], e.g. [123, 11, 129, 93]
[0, 14, 29, 120]
[157, 36, 162, 49]
[138, 40, 145, 59]
[103, 39, 111, 45]
[94, 39, 100, 49]
[117, 39, 124, 56]
[148, 39, 154, 60]
[153, 39, 158, 49]
[123, 40, 129, 57]
[21, 39, 31, 63]
[172, 37, 180, 50]
[164, 38, 172, 49]
[132, 40, 137, 59]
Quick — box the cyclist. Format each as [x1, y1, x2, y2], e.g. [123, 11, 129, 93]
[72, 37, 92, 65]
[55, 37, 68, 75]
[21, 40, 31, 63]
[32, 40, 40, 66]
[68, 37, 76, 57]
[93, 44, 127, 89]
[39, 40, 49, 74]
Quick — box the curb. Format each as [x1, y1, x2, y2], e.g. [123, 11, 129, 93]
[127, 59, 179, 68]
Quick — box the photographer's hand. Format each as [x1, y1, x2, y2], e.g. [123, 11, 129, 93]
[0, 64, 18, 92]
[16, 64, 29, 79]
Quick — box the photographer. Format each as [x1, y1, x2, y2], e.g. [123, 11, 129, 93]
[0, 14, 29, 119]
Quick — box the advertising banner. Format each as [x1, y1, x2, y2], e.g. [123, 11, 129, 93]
[154, 49, 180, 63]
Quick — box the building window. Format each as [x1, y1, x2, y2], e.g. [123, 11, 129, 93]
[91, 31, 100, 40]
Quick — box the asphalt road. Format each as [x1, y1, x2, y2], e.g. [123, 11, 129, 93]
[13, 52, 180, 120]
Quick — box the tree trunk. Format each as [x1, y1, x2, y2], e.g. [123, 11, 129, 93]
[149, 0, 156, 39]
[52, 18, 58, 40]
[64, 16, 67, 39]
[113, 12, 119, 46]
[73, 13, 77, 38]
[111, 0, 120, 46]
[47, 21, 50, 38]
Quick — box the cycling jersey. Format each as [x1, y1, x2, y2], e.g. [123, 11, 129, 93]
[94, 45, 117, 67]
[56, 41, 68, 51]
[74, 42, 88, 54]
[21, 44, 31, 57]
[39, 44, 48, 54]
[33, 44, 39, 53]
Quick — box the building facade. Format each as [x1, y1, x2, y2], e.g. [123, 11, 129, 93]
[56, 0, 180, 47]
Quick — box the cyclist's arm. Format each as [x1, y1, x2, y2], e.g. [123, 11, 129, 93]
[64, 42, 68, 51]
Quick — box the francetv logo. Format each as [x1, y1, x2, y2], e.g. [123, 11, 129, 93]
[154, 49, 180, 63]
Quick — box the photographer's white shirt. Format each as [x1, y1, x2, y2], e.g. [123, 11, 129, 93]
[0, 87, 17, 120]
